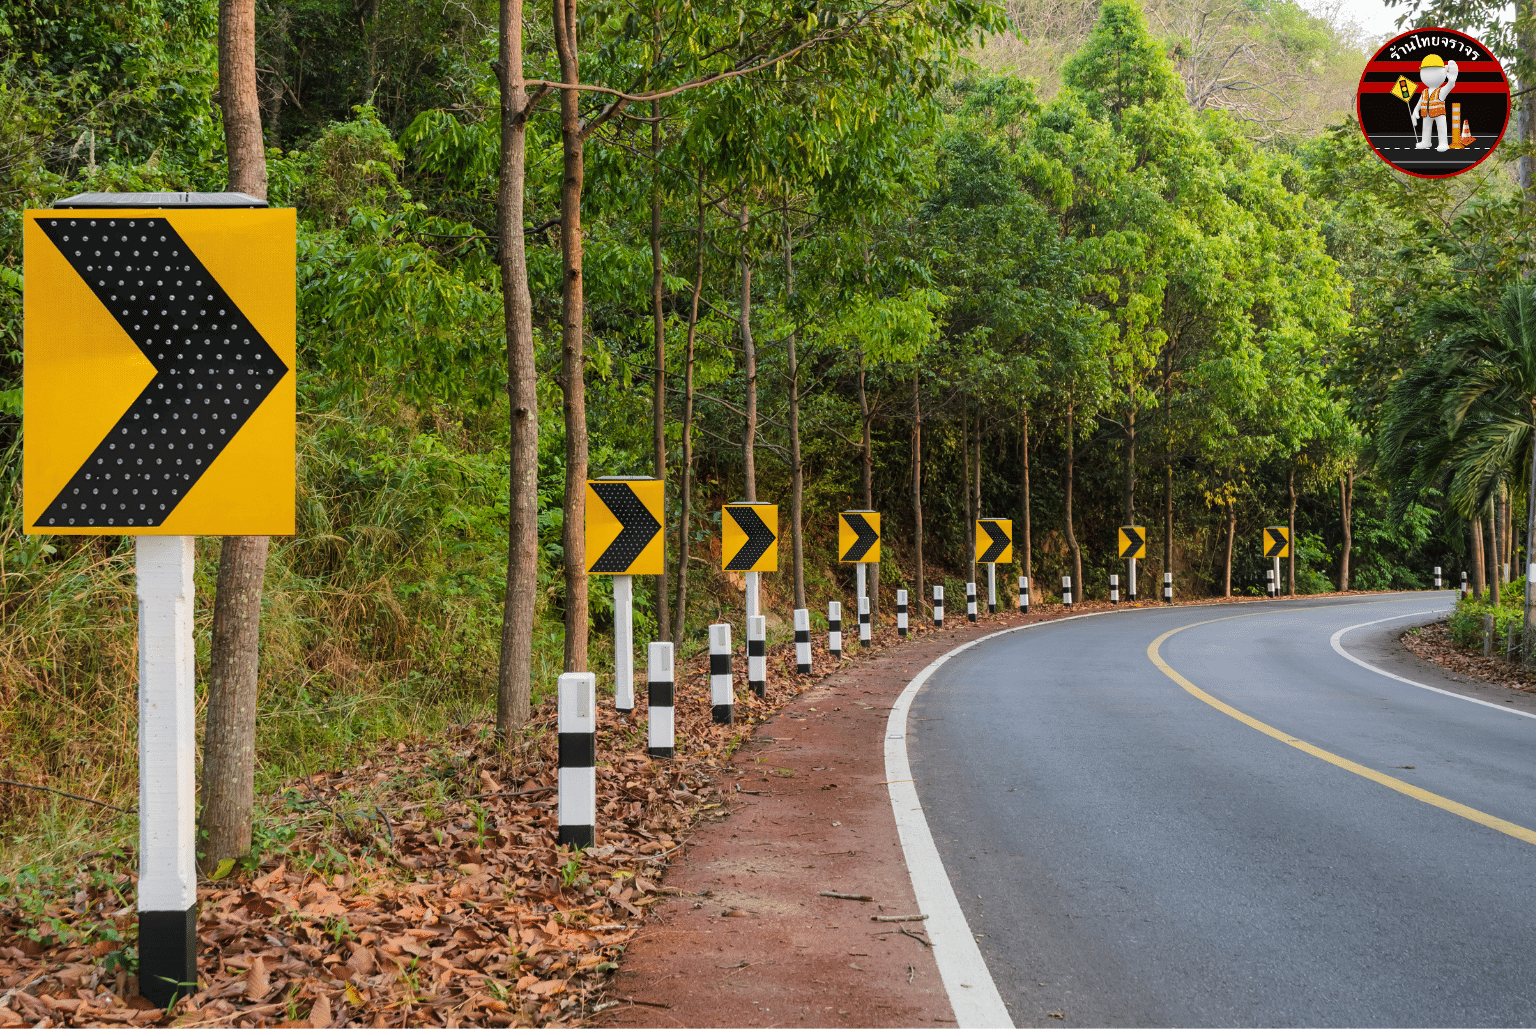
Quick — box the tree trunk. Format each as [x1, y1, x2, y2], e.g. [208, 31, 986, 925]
[963, 397, 975, 587]
[1338, 469, 1353, 593]
[1287, 465, 1297, 596]
[1065, 401, 1082, 596]
[218, 0, 266, 198]
[1521, 4, 1535, 197]
[786, 214, 806, 610]
[201, 0, 269, 869]
[1472, 518, 1487, 602]
[1524, 402, 1536, 666]
[911, 372, 923, 618]
[1123, 403, 1136, 525]
[553, 0, 588, 672]
[739, 203, 757, 501]
[651, 101, 670, 640]
[1163, 347, 1173, 590]
[672, 176, 705, 645]
[1020, 414, 1032, 589]
[493, 0, 538, 741]
[1223, 498, 1235, 597]
[198, 535, 268, 868]
[1487, 509, 1500, 606]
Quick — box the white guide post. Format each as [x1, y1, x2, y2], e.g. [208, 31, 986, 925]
[1273, 556, 1281, 597]
[794, 608, 812, 672]
[896, 589, 908, 638]
[1128, 558, 1137, 601]
[933, 585, 944, 627]
[1062, 575, 1072, 610]
[745, 569, 759, 622]
[613, 574, 633, 712]
[647, 642, 674, 759]
[858, 595, 872, 644]
[987, 563, 997, 614]
[1435, 565, 1442, 589]
[748, 614, 767, 697]
[855, 562, 866, 627]
[1018, 575, 1029, 614]
[828, 601, 843, 659]
[136, 535, 198, 1005]
[1110, 573, 1119, 605]
[709, 623, 734, 724]
[557, 671, 597, 848]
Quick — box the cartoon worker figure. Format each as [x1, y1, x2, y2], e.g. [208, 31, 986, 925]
[1412, 53, 1459, 150]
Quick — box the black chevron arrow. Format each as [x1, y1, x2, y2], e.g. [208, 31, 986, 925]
[841, 512, 879, 562]
[978, 520, 1010, 563]
[31, 216, 288, 530]
[725, 506, 775, 570]
[590, 481, 661, 572]
[1120, 525, 1145, 558]
[1264, 529, 1288, 558]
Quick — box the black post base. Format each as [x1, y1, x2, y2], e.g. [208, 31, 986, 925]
[138, 904, 198, 1009]
[712, 704, 733, 724]
[558, 825, 594, 848]
[648, 746, 674, 759]
[797, 663, 811, 673]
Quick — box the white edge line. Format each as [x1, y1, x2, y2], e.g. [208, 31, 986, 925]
[1331, 606, 1536, 721]
[884, 609, 1116, 1029]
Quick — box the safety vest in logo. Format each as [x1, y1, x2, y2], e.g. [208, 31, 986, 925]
[1423, 85, 1446, 119]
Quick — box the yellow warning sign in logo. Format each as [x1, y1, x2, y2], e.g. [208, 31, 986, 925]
[23, 208, 296, 535]
[723, 503, 778, 572]
[586, 477, 664, 574]
[838, 510, 880, 564]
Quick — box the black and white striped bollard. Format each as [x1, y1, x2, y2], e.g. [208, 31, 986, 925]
[897, 589, 908, 637]
[1461, 571, 1469, 600]
[647, 642, 673, 759]
[558, 671, 597, 848]
[710, 623, 733, 724]
[859, 595, 871, 645]
[794, 608, 812, 672]
[1110, 574, 1119, 605]
[1062, 575, 1072, 610]
[1019, 575, 1029, 614]
[1266, 569, 1275, 597]
[967, 582, 977, 623]
[933, 585, 944, 627]
[1434, 566, 1442, 589]
[1163, 571, 1173, 604]
[828, 601, 843, 660]
[748, 615, 766, 698]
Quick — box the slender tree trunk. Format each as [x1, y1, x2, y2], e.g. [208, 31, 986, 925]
[1020, 414, 1032, 589]
[963, 397, 975, 587]
[1487, 509, 1500, 606]
[1472, 519, 1487, 602]
[201, 0, 269, 869]
[1339, 469, 1353, 593]
[651, 101, 670, 641]
[1123, 403, 1136, 525]
[786, 213, 805, 610]
[218, 0, 266, 198]
[911, 372, 923, 618]
[553, 0, 588, 671]
[1287, 465, 1297, 596]
[739, 203, 757, 501]
[198, 535, 267, 868]
[1524, 402, 1536, 666]
[973, 407, 982, 522]
[1223, 498, 1236, 597]
[1521, 5, 1535, 197]
[1065, 401, 1082, 595]
[493, 0, 538, 741]
[1163, 349, 1174, 591]
[672, 176, 706, 644]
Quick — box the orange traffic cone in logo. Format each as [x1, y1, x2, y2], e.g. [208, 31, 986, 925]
[1461, 118, 1475, 147]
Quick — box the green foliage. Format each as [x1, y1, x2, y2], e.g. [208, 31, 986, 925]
[1447, 595, 1524, 654]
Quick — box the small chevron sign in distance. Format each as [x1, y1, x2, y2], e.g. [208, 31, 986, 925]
[976, 518, 1012, 564]
[23, 207, 296, 534]
[723, 502, 778, 572]
[1264, 525, 1290, 559]
[839, 510, 881, 564]
[1118, 525, 1147, 560]
[585, 477, 664, 574]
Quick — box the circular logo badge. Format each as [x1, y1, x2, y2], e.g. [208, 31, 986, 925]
[1357, 28, 1510, 178]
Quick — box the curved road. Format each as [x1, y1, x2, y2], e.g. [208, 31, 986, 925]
[909, 593, 1536, 1027]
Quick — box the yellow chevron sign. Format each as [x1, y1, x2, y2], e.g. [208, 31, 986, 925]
[723, 502, 778, 572]
[838, 510, 880, 563]
[585, 477, 664, 574]
[1118, 526, 1147, 560]
[1264, 526, 1290, 559]
[975, 519, 1012, 564]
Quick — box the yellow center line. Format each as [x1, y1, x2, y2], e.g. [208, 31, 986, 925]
[1149, 616, 1536, 849]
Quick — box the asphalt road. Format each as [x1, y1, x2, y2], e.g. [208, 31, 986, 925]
[1362, 132, 1492, 174]
[908, 593, 1536, 1027]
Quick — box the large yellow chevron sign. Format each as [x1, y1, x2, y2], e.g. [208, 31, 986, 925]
[585, 477, 664, 574]
[975, 519, 1012, 564]
[838, 510, 880, 563]
[23, 208, 296, 534]
[1118, 525, 1147, 559]
[723, 502, 777, 572]
[1264, 526, 1290, 558]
